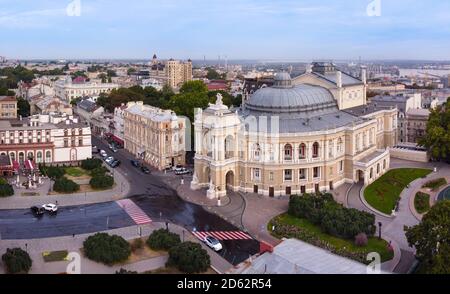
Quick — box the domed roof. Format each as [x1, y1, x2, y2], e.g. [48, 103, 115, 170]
[245, 82, 337, 114]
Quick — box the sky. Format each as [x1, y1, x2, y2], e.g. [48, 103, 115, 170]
[0, 0, 450, 61]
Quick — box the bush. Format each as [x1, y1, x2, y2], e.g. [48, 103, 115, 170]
[422, 178, 447, 191]
[289, 193, 376, 239]
[81, 158, 103, 170]
[2, 248, 32, 274]
[90, 166, 108, 177]
[44, 166, 65, 179]
[0, 177, 8, 185]
[147, 229, 181, 251]
[116, 268, 137, 274]
[83, 233, 131, 265]
[0, 183, 14, 197]
[89, 175, 114, 189]
[167, 242, 210, 274]
[414, 192, 431, 214]
[355, 233, 369, 247]
[53, 177, 80, 193]
[131, 238, 144, 252]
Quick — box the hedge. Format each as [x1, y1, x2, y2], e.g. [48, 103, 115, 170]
[83, 233, 131, 265]
[0, 184, 14, 197]
[81, 158, 103, 171]
[422, 178, 447, 191]
[147, 229, 181, 251]
[43, 166, 65, 179]
[289, 193, 376, 239]
[53, 177, 80, 193]
[167, 242, 210, 274]
[89, 175, 114, 189]
[2, 248, 32, 274]
[414, 192, 431, 214]
[90, 166, 108, 177]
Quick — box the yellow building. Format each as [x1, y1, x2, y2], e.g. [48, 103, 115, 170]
[0, 96, 17, 119]
[191, 66, 397, 199]
[150, 54, 192, 89]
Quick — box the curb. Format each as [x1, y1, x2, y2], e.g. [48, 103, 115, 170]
[359, 185, 394, 218]
[344, 183, 354, 208]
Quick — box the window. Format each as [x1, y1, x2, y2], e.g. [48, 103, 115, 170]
[299, 168, 307, 180]
[383, 159, 386, 169]
[45, 151, 51, 162]
[36, 152, 43, 163]
[377, 163, 380, 174]
[328, 140, 334, 158]
[339, 160, 344, 172]
[71, 138, 76, 147]
[284, 144, 292, 160]
[299, 143, 306, 159]
[79, 128, 83, 135]
[79, 138, 83, 146]
[337, 138, 343, 153]
[312, 142, 319, 158]
[284, 169, 292, 181]
[313, 167, 320, 178]
[253, 168, 261, 181]
[370, 168, 373, 179]
[64, 129, 68, 136]
[253, 144, 261, 160]
[64, 139, 69, 147]
[269, 172, 274, 181]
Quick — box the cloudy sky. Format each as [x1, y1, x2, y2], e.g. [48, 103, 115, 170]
[0, 0, 449, 60]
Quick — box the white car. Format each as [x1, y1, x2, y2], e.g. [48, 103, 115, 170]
[42, 203, 58, 212]
[204, 236, 222, 252]
[105, 156, 114, 164]
[100, 150, 108, 158]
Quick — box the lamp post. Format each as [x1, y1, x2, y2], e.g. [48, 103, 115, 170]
[378, 222, 382, 240]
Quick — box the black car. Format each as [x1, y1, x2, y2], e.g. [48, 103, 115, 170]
[130, 160, 140, 167]
[31, 206, 45, 217]
[110, 159, 121, 168]
[141, 166, 151, 174]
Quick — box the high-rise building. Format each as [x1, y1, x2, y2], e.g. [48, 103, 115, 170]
[148, 54, 192, 89]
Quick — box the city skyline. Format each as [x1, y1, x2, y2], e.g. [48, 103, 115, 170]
[1, 0, 450, 61]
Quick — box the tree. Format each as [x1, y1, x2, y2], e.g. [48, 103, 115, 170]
[2, 248, 32, 274]
[127, 68, 136, 75]
[97, 73, 108, 83]
[0, 182, 14, 197]
[81, 158, 103, 170]
[106, 69, 117, 77]
[89, 175, 114, 189]
[17, 97, 30, 117]
[147, 229, 181, 251]
[206, 68, 225, 80]
[167, 242, 210, 273]
[405, 200, 450, 274]
[180, 80, 208, 94]
[83, 233, 131, 265]
[53, 177, 80, 193]
[419, 98, 450, 162]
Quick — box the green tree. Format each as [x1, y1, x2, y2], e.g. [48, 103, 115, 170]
[405, 200, 450, 274]
[17, 97, 30, 117]
[419, 98, 450, 162]
[107, 69, 117, 77]
[166, 91, 211, 122]
[206, 68, 225, 80]
[127, 68, 136, 75]
[53, 177, 80, 193]
[180, 80, 208, 94]
[81, 158, 103, 170]
[167, 242, 210, 274]
[0, 182, 14, 197]
[2, 248, 32, 274]
[98, 73, 108, 83]
[147, 229, 181, 251]
[71, 71, 87, 79]
[89, 175, 114, 189]
[83, 233, 131, 265]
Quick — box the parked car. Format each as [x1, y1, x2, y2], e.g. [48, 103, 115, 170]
[111, 147, 118, 153]
[141, 166, 151, 174]
[30, 206, 45, 217]
[175, 168, 191, 175]
[42, 203, 58, 213]
[130, 160, 140, 167]
[110, 159, 121, 168]
[172, 165, 183, 171]
[105, 156, 114, 164]
[92, 146, 99, 154]
[204, 236, 222, 252]
[100, 150, 108, 158]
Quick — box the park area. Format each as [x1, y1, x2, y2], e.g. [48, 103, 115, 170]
[364, 168, 432, 214]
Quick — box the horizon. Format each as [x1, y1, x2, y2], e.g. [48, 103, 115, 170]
[1, 0, 450, 61]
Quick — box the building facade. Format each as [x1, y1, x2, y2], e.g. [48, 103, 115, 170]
[0, 113, 92, 167]
[149, 55, 193, 89]
[0, 96, 17, 119]
[54, 76, 118, 102]
[406, 108, 430, 143]
[123, 101, 187, 170]
[192, 69, 396, 199]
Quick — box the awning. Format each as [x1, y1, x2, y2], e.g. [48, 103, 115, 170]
[110, 135, 124, 145]
[24, 159, 37, 170]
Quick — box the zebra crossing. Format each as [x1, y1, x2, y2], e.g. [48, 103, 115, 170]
[116, 199, 152, 225]
[192, 230, 252, 241]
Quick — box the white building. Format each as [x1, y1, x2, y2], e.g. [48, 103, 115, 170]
[54, 76, 118, 102]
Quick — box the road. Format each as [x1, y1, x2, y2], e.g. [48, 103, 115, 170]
[0, 136, 259, 266]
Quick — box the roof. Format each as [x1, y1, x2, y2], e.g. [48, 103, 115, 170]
[343, 103, 396, 116]
[125, 103, 177, 122]
[311, 71, 363, 87]
[406, 108, 430, 117]
[0, 96, 16, 102]
[241, 238, 390, 274]
[77, 99, 98, 112]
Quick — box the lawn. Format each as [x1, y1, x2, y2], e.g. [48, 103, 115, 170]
[65, 167, 88, 177]
[42, 250, 69, 262]
[364, 168, 432, 214]
[414, 192, 431, 214]
[269, 214, 394, 264]
[422, 178, 447, 191]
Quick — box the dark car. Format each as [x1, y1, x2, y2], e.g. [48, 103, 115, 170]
[31, 206, 45, 217]
[141, 166, 151, 174]
[130, 160, 140, 167]
[110, 159, 121, 168]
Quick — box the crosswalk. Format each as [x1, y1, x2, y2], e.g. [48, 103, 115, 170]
[116, 199, 152, 225]
[192, 231, 252, 241]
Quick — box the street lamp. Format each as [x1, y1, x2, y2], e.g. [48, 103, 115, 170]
[378, 222, 382, 240]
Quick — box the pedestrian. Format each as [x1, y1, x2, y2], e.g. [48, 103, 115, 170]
[55, 200, 58, 206]
[72, 233, 75, 238]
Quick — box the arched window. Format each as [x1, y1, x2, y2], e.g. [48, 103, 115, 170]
[284, 144, 293, 161]
[18, 152, 25, 164]
[9, 152, 15, 162]
[377, 163, 380, 174]
[383, 159, 386, 169]
[253, 143, 261, 161]
[337, 138, 343, 154]
[27, 152, 34, 160]
[328, 140, 334, 158]
[224, 135, 235, 159]
[299, 143, 306, 159]
[64, 129, 68, 136]
[312, 142, 319, 158]
[36, 151, 43, 163]
[45, 151, 52, 163]
[370, 168, 373, 179]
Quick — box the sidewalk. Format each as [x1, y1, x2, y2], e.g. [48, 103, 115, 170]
[0, 221, 232, 274]
[0, 165, 130, 210]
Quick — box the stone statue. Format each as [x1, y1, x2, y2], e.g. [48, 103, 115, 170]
[216, 93, 223, 105]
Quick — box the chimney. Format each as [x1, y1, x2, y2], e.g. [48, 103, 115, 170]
[336, 71, 342, 88]
[361, 66, 367, 84]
